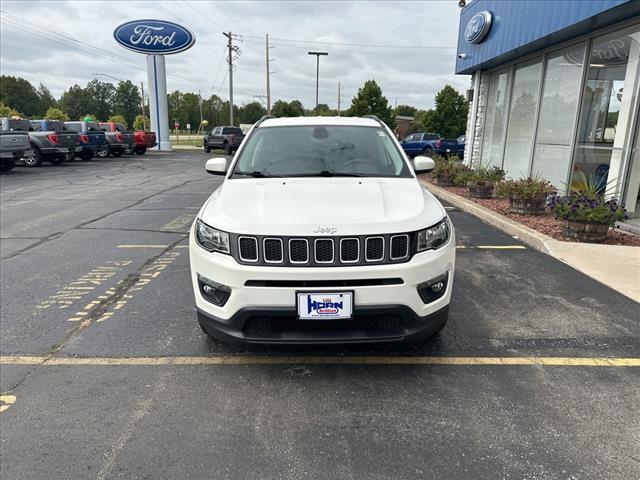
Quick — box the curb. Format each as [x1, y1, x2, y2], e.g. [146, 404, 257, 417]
[419, 179, 555, 254]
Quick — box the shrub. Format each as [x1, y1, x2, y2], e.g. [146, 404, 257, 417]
[468, 165, 505, 183]
[547, 193, 627, 225]
[496, 174, 555, 199]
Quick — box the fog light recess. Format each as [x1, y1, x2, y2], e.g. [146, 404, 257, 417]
[417, 273, 449, 304]
[198, 275, 231, 306]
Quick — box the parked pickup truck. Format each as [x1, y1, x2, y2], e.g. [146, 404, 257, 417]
[132, 130, 156, 155]
[0, 130, 31, 172]
[0, 118, 77, 167]
[203, 126, 245, 155]
[400, 132, 465, 159]
[65, 121, 107, 161]
[98, 122, 134, 156]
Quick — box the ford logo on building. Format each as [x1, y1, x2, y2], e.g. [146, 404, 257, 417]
[113, 19, 196, 55]
[464, 11, 492, 44]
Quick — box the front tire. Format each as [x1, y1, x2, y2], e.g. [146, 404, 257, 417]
[135, 147, 147, 155]
[24, 149, 43, 167]
[204, 143, 211, 153]
[125, 145, 134, 155]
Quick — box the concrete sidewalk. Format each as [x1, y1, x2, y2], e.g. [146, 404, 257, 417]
[421, 180, 640, 303]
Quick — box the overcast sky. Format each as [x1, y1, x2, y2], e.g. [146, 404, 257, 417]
[0, 0, 470, 110]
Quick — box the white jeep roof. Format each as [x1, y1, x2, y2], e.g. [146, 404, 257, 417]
[259, 116, 381, 128]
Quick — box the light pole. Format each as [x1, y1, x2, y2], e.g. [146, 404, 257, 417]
[308, 51, 328, 110]
[91, 72, 124, 82]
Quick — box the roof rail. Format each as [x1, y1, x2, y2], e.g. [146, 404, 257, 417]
[362, 115, 385, 127]
[254, 115, 275, 127]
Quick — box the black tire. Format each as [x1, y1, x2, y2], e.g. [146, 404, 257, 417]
[124, 145, 134, 155]
[96, 147, 110, 158]
[24, 149, 43, 167]
[223, 142, 232, 155]
[49, 155, 66, 165]
[204, 143, 211, 153]
[422, 147, 433, 157]
[112, 149, 123, 157]
[66, 153, 76, 162]
[135, 147, 147, 155]
[0, 160, 15, 172]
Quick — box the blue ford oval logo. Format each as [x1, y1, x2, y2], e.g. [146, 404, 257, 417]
[464, 11, 492, 44]
[114, 19, 196, 55]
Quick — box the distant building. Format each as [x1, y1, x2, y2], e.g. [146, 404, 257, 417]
[394, 115, 414, 139]
[456, 0, 640, 219]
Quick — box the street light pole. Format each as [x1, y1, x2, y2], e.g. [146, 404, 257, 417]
[308, 51, 328, 110]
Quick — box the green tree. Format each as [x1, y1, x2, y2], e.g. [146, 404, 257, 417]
[108, 114, 126, 125]
[407, 121, 425, 134]
[0, 101, 20, 117]
[430, 85, 468, 138]
[112, 80, 140, 128]
[415, 109, 437, 133]
[310, 103, 335, 116]
[36, 83, 57, 116]
[238, 101, 266, 124]
[59, 85, 93, 122]
[346, 80, 395, 129]
[44, 107, 69, 121]
[272, 99, 305, 118]
[0, 76, 41, 117]
[133, 114, 150, 131]
[86, 80, 115, 122]
[394, 104, 417, 117]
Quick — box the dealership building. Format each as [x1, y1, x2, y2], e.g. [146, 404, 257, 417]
[457, 0, 640, 221]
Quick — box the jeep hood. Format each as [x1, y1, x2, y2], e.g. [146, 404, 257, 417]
[199, 177, 446, 236]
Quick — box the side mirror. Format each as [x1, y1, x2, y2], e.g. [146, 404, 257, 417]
[413, 156, 435, 174]
[205, 157, 227, 175]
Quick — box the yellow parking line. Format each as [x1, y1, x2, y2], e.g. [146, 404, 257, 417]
[0, 355, 638, 367]
[0, 394, 17, 413]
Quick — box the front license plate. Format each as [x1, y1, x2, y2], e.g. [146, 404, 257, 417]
[296, 292, 353, 320]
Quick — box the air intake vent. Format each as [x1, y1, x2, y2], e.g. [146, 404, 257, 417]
[365, 237, 384, 262]
[390, 235, 409, 260]
[238, 237, 258, 262]
[289, 239, 309, 263]
[314, 239, 334, 263]
[263, 238, 283, 263]
[340, 238, 359, 263]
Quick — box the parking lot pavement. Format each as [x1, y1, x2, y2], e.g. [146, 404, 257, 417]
[1, 152, 639, 479]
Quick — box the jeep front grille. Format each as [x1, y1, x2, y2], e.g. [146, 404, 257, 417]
[233, 233, 413, 267]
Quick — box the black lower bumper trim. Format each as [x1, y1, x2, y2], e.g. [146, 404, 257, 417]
[197, 304, 448, 346]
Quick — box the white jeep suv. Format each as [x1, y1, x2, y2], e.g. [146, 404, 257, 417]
[189, 116, 455, 345]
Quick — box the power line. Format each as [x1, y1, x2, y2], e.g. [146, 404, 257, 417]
[241, 34, 456, 50]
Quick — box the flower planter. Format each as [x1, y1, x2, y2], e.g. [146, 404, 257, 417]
[467, 181, 494, 198]
[436, 175, 455, 186]
[509, 194, 546, 215]
[562, 220, 609, 243]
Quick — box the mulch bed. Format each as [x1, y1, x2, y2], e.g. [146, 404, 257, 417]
[421, 176, 640, 247]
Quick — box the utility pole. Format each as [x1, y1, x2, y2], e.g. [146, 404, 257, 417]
[140, 81, 146, 130]
[308, 51, 328, 110]
[198, 89, 204, 134]
[337, 82, 341, 116]
[266, 34, 271, 115]
[223, 31, 235, 126]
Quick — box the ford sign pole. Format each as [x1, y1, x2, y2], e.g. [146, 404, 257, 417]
[146, 55, 170, 150]
[113, 20, 196, 151]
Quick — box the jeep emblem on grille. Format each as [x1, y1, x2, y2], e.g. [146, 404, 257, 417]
[313, 226, 337, 234]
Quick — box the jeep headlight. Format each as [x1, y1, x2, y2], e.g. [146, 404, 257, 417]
[195, 219, 230, 254]
[417, 218, 450, 252]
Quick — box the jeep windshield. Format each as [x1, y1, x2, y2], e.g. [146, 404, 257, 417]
[231, 125, 413, 178]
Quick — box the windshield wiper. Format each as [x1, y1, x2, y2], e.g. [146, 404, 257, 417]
[232, 170, 281, 178]
[289, 171, 365, 178]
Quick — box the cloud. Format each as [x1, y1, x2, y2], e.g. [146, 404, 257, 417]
[0, 0, 470, 110]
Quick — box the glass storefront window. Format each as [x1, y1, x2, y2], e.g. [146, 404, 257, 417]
[503, 59, 542, 178]
[573, 25, 640, 194]
[481, 69, 511, 168]
[531, 43, 586, 190]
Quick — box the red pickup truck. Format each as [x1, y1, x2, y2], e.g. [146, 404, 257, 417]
[98, 122, 156, 155]
[132, 130, 157, 155]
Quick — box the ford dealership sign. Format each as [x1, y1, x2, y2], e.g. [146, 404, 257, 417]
[464, 11, 492, 44]
[114, 19, 195, 55]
